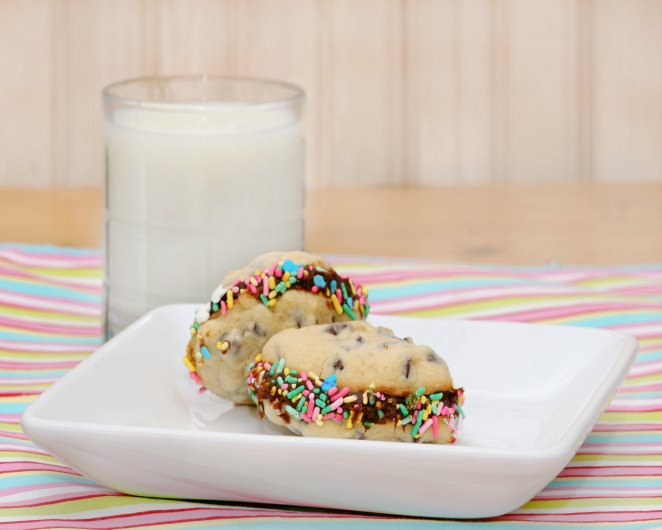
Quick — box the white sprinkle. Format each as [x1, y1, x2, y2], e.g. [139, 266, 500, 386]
[211, 283, 228, 304]
[195, 303, 211, 324]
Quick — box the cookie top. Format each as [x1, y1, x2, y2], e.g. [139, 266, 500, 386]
[260, 321, 454, 395]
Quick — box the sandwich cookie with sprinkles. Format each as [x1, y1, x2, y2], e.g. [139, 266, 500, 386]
[247, 321, 464, 443]
[184, 251, 370, 403]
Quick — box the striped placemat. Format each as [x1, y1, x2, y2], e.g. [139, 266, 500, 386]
[3, 244, 662, 528]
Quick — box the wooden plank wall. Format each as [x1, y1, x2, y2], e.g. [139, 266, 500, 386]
[1, 0, 661, 188]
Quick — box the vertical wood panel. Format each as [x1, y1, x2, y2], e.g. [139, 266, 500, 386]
[318, 0, 404, 186]
[0, 1, 53, 186]
[238, 0, 320, 188]
[53, 0, 144, 186]
[593, 0, 662, 182]
[498, 0, 579, 182]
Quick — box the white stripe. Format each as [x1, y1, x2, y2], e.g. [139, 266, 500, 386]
[536, 488, 662, 497]
[0, 485, 106, 504]
[514, 504, 662, 514]
[0, 292, 99, 317]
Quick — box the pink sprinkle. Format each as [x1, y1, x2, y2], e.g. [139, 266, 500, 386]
[189, 371, 202, 385]
[334, 387, 350, 400]
[357, 288, 362, 296]
[381, 395, 385, 401]
[255, 272, 262, 281]
[232, 286, 239, 294]
[311, 286, 319, 293]
[297, 267, 304, 279]
[412, 410, 418, 423]
[244, 275, 250, 285]
[416, 402, 422, 410]
[335, 413, 342, 422]
[337, 407, 343, 414]
[275, 268, 283, 278]
[198, 386, 207, 395]
[312, 406, 320, 419]
[248, 284, 257, 294]
[303, 390, 310, 397]
[281, 384, 288, 390]
[457, 389, 464, 397]
[269, 262, 278, 276]
[432, 415, 439, 438]
[300, 372, 308, 381]
[328, 387, 338, 396]
[309, 396, 315, 412]
[306, 381, 314, 391]
[323, 412, 335, 420]
[441, 406, 449, 416]
[359, 295, 366, 305]
[257, 362, 263, 367]
[336, 289, 342, 303]
[233, 279, 241, 286]
[221, 300, 227, 315]
[353, 404, 360, 410]
[264, 363, 272, 370]
[301, 413, 311, 423]
[263, 279, 269, 296]
[330, 397, 344, 410]
[419, 418, 433, 435]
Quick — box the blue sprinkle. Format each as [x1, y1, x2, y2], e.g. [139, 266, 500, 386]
[330, 280, 337, 293]
[314, 275, 326, 288]
[201, 346, 211, 359]
[282, 260, 299, 274]
[347, 297, 353, 307]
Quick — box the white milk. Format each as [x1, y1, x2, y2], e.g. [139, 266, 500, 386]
[104, 104, 304, 336]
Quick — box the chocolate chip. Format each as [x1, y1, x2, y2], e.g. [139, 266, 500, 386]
[427, 352, 440, 363]
[296, 320, 302, 328]
[333, 359, 344, 371]
[356, 336, 365, 344]
[253, 323, 266, 336]
[327, 322, 348, 335]
[404, 358, 412, 378]
[404, 336, 414, 344]
[355, 432, 366, 440]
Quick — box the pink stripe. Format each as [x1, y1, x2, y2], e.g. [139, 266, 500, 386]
[503, 511, 662, 523]
[0, 341, 97, 353]
[487, 303, 662, 323]
[0, 492, 118, 510]
[606, 403, 662, 412]
[0, 360, 79, 369]
[559, 466, 662, 477]
[0, 294, 100, 317]
[592, 423, 662, 431]
[0, 315, 101, 336]
[0, 249, 101, 269]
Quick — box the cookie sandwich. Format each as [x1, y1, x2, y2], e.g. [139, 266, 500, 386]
[184, 251, 370, 403]
[246, 321, 464, 443]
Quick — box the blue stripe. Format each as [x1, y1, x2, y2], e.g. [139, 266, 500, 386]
[0, 278, 100, 304]
[0, 370, 68, 378]
[369, 278, 534, 301]
[585, 433, 662, 443]
[0, 243, 100, 258]
[548, 478, 662, 488]
[0, 330, 102, 345]
[616, 392, 662, 398]
[0, 403, 31, 413]
[0, 474, 98, 489]
[563, 312, 662, 328]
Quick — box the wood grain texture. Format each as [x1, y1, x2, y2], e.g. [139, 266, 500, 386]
[1, 0, 662, 187]
[2, 185, 661, 265]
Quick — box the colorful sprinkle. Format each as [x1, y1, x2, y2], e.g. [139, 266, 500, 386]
[200, 346, 210, 359]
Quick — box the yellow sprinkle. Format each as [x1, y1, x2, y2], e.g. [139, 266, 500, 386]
[426, 404, 432, 414]
[317, 414, 323, 421]
[195, 352, 202, 360]
[284, 368, 290, 375]
[298, 378, 302, 382]
[255, 353, 262, 362]
[362, 393, 368, 405]
[270, 386, 277, 396]
[344, 395, 357, 403]
[285, 281, 291, 288]
[240, 288, 247, 293]
[349, 279, 357, 296]
[316, 419, 324, 427]
[363, 286, 369, 295]
[268, 291, 277, 299]
[220, 342, 230, 351]
[217, 342, 223, 349]
[227, 290, 234, 309]
[421, 396, 427, 404]
[369, 383, 376, 390]
[190, 327, 196, 335]
[268, 299, 277, 307]
[293, 394, 302, 402]
[283, 271, 291, 282]
[269, 276, 276, 289]
[331, 294, 343, 315]
[326, 288, 330, 297]
[354, 299, 358, 311]
[250, 277, 258, 286]
[423, 410, 429, 420]
[278, 389, 283, 395]
[182, 356, 196, 372]
[347, 411, 355, 429]
[356, 411, 364, 424]
[315, 379, 323, 387]
[308, 372, 319, 380]
[397, 419, 402, 426]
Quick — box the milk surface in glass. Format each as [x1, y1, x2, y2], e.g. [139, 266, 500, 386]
[103, 77, 304, 337]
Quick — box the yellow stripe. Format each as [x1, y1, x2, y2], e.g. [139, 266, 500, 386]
[523, 497, 662, 509]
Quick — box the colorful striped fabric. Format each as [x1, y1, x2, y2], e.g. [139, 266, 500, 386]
[4, 244, 662, 528]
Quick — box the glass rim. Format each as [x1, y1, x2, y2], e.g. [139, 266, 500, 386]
[102, 74, 305, 109]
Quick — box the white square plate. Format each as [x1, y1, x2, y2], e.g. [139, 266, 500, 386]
[21, 305, 638, 519]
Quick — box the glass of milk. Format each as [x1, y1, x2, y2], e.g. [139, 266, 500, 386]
[102, 76, 305, 338]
